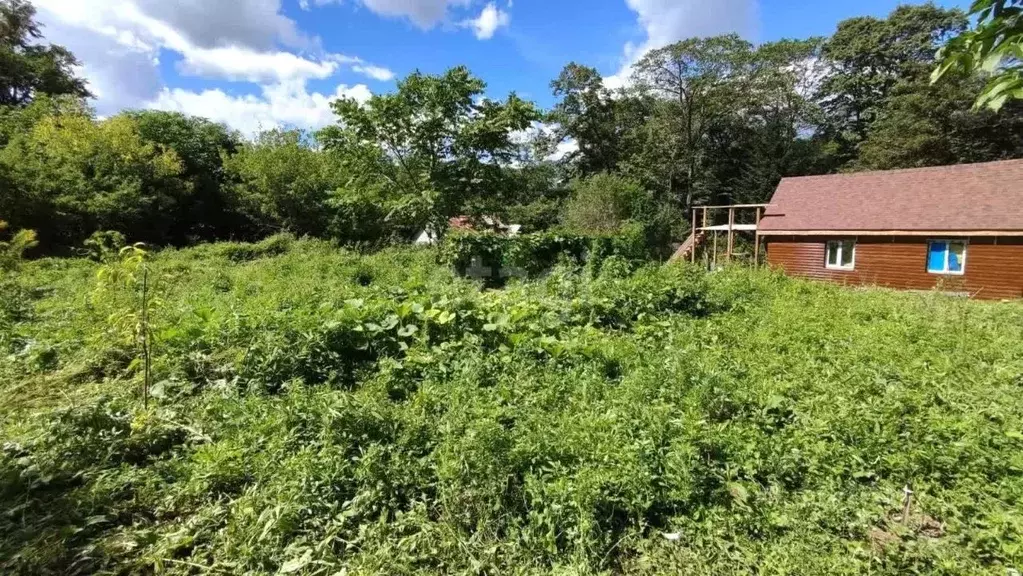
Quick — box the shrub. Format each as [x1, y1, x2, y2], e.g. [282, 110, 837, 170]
[442, 227, 648, 283]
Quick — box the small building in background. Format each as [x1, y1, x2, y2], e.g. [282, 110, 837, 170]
[414, 216, 522, 246]
[759, 159, 1023, 300]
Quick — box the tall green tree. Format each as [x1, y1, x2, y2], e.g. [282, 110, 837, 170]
[549, 64, 640, 176]
[224, 129, 341, 238]
[630, 35, 758, 210]
[319, 66, 540, 241]
[857, 73, 1023, 169]
[0, 0, 90, 107]
[819, 4, 967, 164]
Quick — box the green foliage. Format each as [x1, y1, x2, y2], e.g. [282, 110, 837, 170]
[127, 110, 242, 242]
[442, 227, 649, 282]
[94, 244, 160, 407]
[857, 74, 1023, 170]
[81, 230, 126, 262]
[320, 66, 541, 240]
[0, 0, 90, 107]
[0, 220, 37, 271]
[562, 173, 653, 234]
[820, 4, 968, 163]
[225, 129, 342, 238]
[0, 108, 189, 249]
[935, 0, 1023, 111]
[1, 240, 1022, 574]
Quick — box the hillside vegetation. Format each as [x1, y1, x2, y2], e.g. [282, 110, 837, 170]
[1, 238, 1021, 575]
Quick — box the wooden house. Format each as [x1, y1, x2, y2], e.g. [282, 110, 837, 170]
[758, 160, 1023, 300]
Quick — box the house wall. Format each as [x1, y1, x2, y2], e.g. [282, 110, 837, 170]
[764, 236, 1023, 300]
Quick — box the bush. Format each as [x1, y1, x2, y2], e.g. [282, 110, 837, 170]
[213, 233, 295, 262]
[442, 227, 649, 283]
[562, 173, 651, 234]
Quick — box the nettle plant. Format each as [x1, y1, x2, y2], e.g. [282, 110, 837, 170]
[94, 244, 161, 407]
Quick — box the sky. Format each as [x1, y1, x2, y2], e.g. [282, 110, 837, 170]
[34, 0, 969, 136]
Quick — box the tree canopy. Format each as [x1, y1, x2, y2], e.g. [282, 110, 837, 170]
[0, 0, 89, 107]
[0, 1, 1021, 256]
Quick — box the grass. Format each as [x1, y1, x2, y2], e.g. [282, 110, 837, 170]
[1, 236, 1021, 575]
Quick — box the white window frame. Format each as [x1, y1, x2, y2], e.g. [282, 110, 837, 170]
[927, 239, 967, 276]
[825, 239, 856, 270]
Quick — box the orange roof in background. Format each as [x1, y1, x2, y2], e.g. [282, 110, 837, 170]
[759, 159, 1023, 233]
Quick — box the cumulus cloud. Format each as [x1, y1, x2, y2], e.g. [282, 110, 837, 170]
[133, 0, 308, 50]
[31, 0, 390, 133]
[305, 0, 508, 38]
[351, 64, 396, 82]
[149, 81, 373, 136]
[35, 0, 339, 85]
[605, 0, 759, 88]
[302, 0, 471, 29]
[460, 3, 510, 40]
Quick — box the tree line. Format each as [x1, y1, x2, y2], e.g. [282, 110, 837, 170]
[2, 0, 1022, 255]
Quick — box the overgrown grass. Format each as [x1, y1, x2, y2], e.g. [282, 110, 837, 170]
[1, 238, 1021, 575]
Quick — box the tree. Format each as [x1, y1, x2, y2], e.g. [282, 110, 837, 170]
[127, 111, 242, 242]
[0, 107, 187, 249]
[319, 66, 540, 242]
[630, 35, 758, 210]
[224, 129, 341, 238]
[0, 0, 90, 107]
[857, 73, 1023, 169]
[818, 4, 967, 164]
[561, 173, 650, 234]
[934, 0, 1023, 111]
[549, 64, 639, 176]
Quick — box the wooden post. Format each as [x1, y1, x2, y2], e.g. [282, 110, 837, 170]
[754, 207, 762, 267]
[691, 209, 699, 263]
[726, 207, 735, 262]
[702, 206, 708, 229]
[712, 230, 718, 268]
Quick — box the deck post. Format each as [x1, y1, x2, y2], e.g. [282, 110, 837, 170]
[691, 208, 697, 263]
[754, 207, 761, 266]
[712, 230, 718, 268]
[726, 207, 735, 261]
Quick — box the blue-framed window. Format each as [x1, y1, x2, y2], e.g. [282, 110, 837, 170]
[927, 240, 966, 275]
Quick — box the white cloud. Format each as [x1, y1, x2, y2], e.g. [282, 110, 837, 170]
[133, 0, 308, 50]
[32, 0, 390, 133]
[303, 0, 472, 29]
[177, 46, 338, 83]
[460, 2, 510, 40]
[149, 81, 373, 136]
[351, 64, 396, 81]
[605, 0, 759, 88]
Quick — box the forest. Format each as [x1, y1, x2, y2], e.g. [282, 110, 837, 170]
[3, 0, 1023, 255]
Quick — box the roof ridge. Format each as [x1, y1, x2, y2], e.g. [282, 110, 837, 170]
[779, 158, 1023, 183]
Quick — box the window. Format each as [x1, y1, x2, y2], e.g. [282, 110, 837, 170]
[927, 240, 966, 275]
[825, 240, 855, 270]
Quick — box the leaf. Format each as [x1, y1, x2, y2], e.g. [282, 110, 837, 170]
[279, 549, 312, 574]
[397, 324, 418, 337]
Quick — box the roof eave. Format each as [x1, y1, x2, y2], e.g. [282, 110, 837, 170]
[757, 229, 1023, 237]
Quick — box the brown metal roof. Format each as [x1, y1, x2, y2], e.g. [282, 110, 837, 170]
[758, 159, 1023, 234]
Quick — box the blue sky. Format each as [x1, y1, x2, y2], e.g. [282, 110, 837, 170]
[36, 0, 968, 135]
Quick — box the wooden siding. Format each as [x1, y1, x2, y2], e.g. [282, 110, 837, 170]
[765, 236, 1023, 300]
